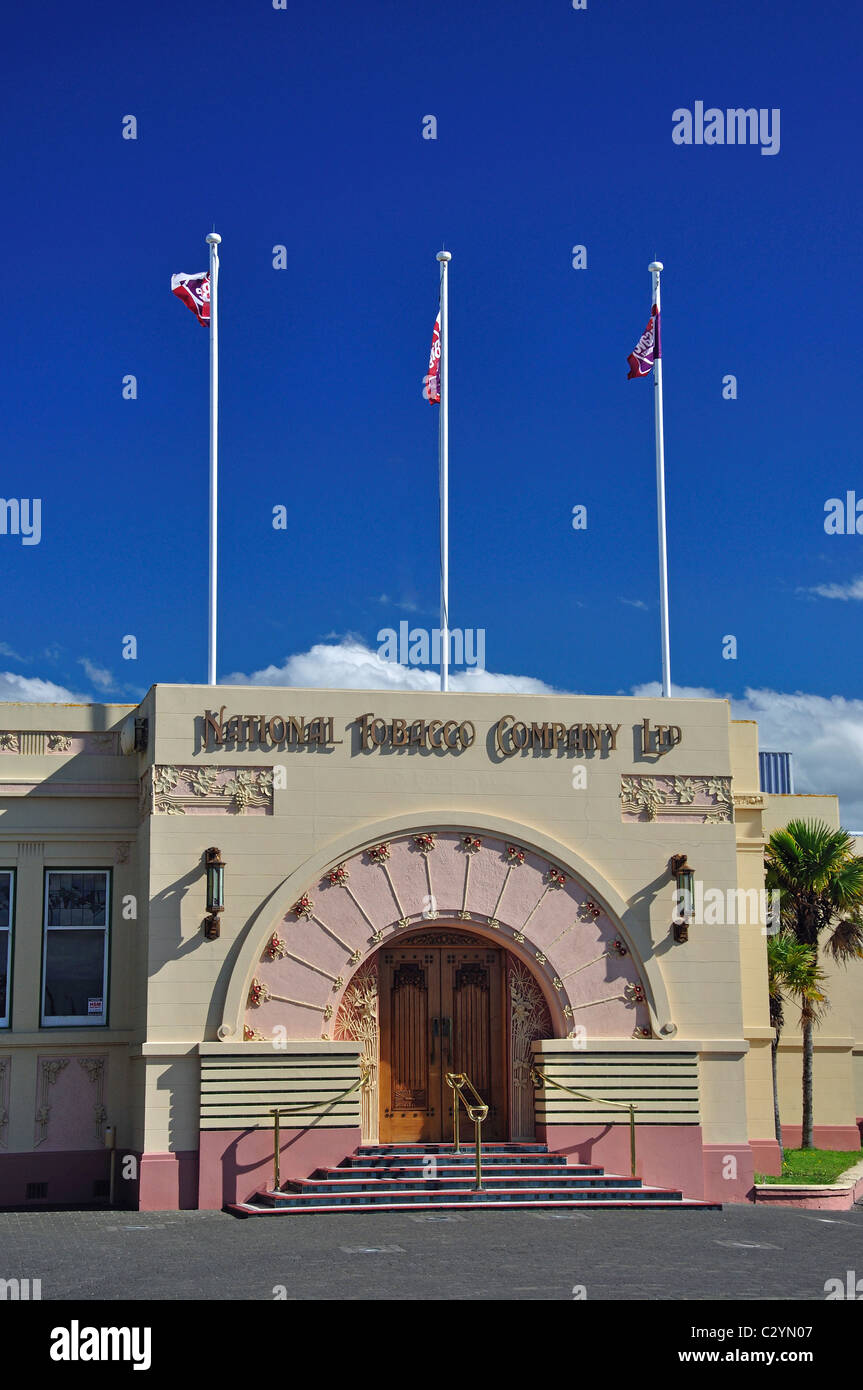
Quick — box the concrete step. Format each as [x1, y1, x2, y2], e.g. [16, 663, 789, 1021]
[230, 1193, 720, 1216]
[292, 1174, 645, 1194]
[254, 1183, 685, 1207]
[316, 1163, 604, 1180]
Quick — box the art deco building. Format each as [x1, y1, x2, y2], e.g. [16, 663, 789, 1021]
[0, 686, 859, 1209]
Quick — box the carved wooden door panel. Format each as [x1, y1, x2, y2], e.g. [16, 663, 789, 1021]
[379, 943, 505, 1143]
[379, 948, 441, 1143]
[442, 947, 506, 1142]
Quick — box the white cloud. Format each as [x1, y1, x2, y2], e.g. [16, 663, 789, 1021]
[620, 598, 649, 610]
[634, 681, 863, 829]
[0, 672, 85, 703]
[78, 658, 115, 691]
[801, 576, 863, 601]
[374, 594, 421, 613]
[224, 639, 556, 695]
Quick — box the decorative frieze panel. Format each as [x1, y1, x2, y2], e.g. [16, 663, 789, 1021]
[620, 775, 733, 824]
[140, 765, 274, 817]
[0, 731, 120, 756]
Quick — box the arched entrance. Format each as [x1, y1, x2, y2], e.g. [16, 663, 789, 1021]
[231, 826, 665, 1145]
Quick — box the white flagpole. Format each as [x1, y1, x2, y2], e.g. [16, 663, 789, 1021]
[649, 259, 672, 698]
[206, 232, 221, 686]
[437, 250, 451, 693]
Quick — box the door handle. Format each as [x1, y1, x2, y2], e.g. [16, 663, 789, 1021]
[440, 1016, 452, 1064]
[431, 1016, 439, 1062]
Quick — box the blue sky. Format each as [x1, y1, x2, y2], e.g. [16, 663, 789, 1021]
[2, 0, 863, 818]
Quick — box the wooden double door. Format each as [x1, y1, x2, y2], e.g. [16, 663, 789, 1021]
[379, 936, 506, 1143]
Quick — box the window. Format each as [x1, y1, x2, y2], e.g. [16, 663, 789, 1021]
[0, 871, 12, 1027]
[42, 871, 109, 1026]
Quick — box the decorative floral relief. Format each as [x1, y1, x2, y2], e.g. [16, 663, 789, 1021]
[146, 765, 274, 816]
[249, 979, 269, 1007]
[367, 842, 391, 865]
[154, 767, 180, 796]
[509, 961, 552, 1140]
[326, 863, 349, 887]
[412, 833, 435, 854]
[47, 734, 72, 751]
[505, 844, 526, 865]
[334, 957, 379, 1143]
[78, 1057, 107, 1142]
[620, 775, 734, 823]
[265, 932, 288, 960]
[0, 733, 20, 753]
[34, 1057, 70, 1147]
[291, 895, 314, 920]
[461, 834, 482, 853]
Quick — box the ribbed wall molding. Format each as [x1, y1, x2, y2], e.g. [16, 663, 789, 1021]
[532, 1045, 700, 1125]
[200, 1049, 364, 1130]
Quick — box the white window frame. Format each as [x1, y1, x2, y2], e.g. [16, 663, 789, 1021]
[41, 870, 110, 1028]
[0, 869, 12, 1028]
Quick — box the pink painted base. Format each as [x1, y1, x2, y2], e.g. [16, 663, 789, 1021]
[539, 1124, 702, 1200]
[701, 1143, 755, 1203]
[749, 1137, 783, 1177]
[198, 1127, 362, 1209]
[777, 1125, 861, 1152]
[0, 1149, 137, 1208]
[138, 1152, 199, 1211]
[537, 1125, 757, 1202]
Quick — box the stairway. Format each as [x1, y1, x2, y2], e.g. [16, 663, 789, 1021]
[229, 1142, 720, 1215]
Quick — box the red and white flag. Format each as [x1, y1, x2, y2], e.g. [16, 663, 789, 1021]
[627, 304, 660, 378]
[423, 312, 441, 402]
[172, 271, 210, 327]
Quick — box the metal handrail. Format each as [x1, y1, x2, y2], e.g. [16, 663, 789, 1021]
[530, 1064, 638, 1178]
[445, 1071, 488, 1190]
[269, 1065, 372, 1191]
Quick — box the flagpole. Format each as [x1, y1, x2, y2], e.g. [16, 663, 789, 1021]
[206, 232, 221, 686]
[437, 250, 451, 693]
[649, 260, 672, 698]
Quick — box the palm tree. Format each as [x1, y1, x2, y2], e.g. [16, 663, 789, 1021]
[765, 821, 863, 1148]
[766, 933, 825, 1162]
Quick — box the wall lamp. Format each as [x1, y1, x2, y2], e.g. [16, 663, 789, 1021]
[670, 853, 695, 943]
[204, 847, 225, 939]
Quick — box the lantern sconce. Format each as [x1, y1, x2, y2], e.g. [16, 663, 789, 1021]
[204, 847, 225, 939]
[670, 853, 695, 943]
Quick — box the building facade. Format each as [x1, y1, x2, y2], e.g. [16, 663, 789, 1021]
[0, 685, 860, 1210]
